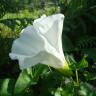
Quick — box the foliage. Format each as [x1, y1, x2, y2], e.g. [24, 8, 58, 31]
[0, 0, 96, 95]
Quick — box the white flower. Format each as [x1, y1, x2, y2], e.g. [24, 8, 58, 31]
[9, 14, 68, 70]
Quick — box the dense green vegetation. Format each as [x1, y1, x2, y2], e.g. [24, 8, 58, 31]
[0, 0, 96, 95]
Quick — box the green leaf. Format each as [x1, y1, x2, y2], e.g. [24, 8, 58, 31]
[79, 82, 96, 96]
[83, 48, 96, 62]
[61, 0, 87, 16]
[14, 69, 33, 94]
[0, 79, 15, 96]
[14, 64, 46, 94]
[54, 87, 62, 96]
[78, 55, 88, 69]
[84, 71, 96, 81]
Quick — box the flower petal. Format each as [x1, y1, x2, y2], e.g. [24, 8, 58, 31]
[33, 14, 64, 59]
[9, 14, 65, 70]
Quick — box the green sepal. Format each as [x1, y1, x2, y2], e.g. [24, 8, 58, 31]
[57, 63, 73, 76]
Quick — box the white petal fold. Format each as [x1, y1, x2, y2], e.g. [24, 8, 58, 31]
[9, 14, 66, 70]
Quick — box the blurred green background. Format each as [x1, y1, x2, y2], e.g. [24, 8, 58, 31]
[0, 0, 96, 96]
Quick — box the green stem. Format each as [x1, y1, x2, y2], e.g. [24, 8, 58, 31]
[76, 69, 79, 86]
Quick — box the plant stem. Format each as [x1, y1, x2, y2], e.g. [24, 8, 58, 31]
[76, 69, 79, 86]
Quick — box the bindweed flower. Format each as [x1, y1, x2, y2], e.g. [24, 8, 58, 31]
[9, 14, 71, 74]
